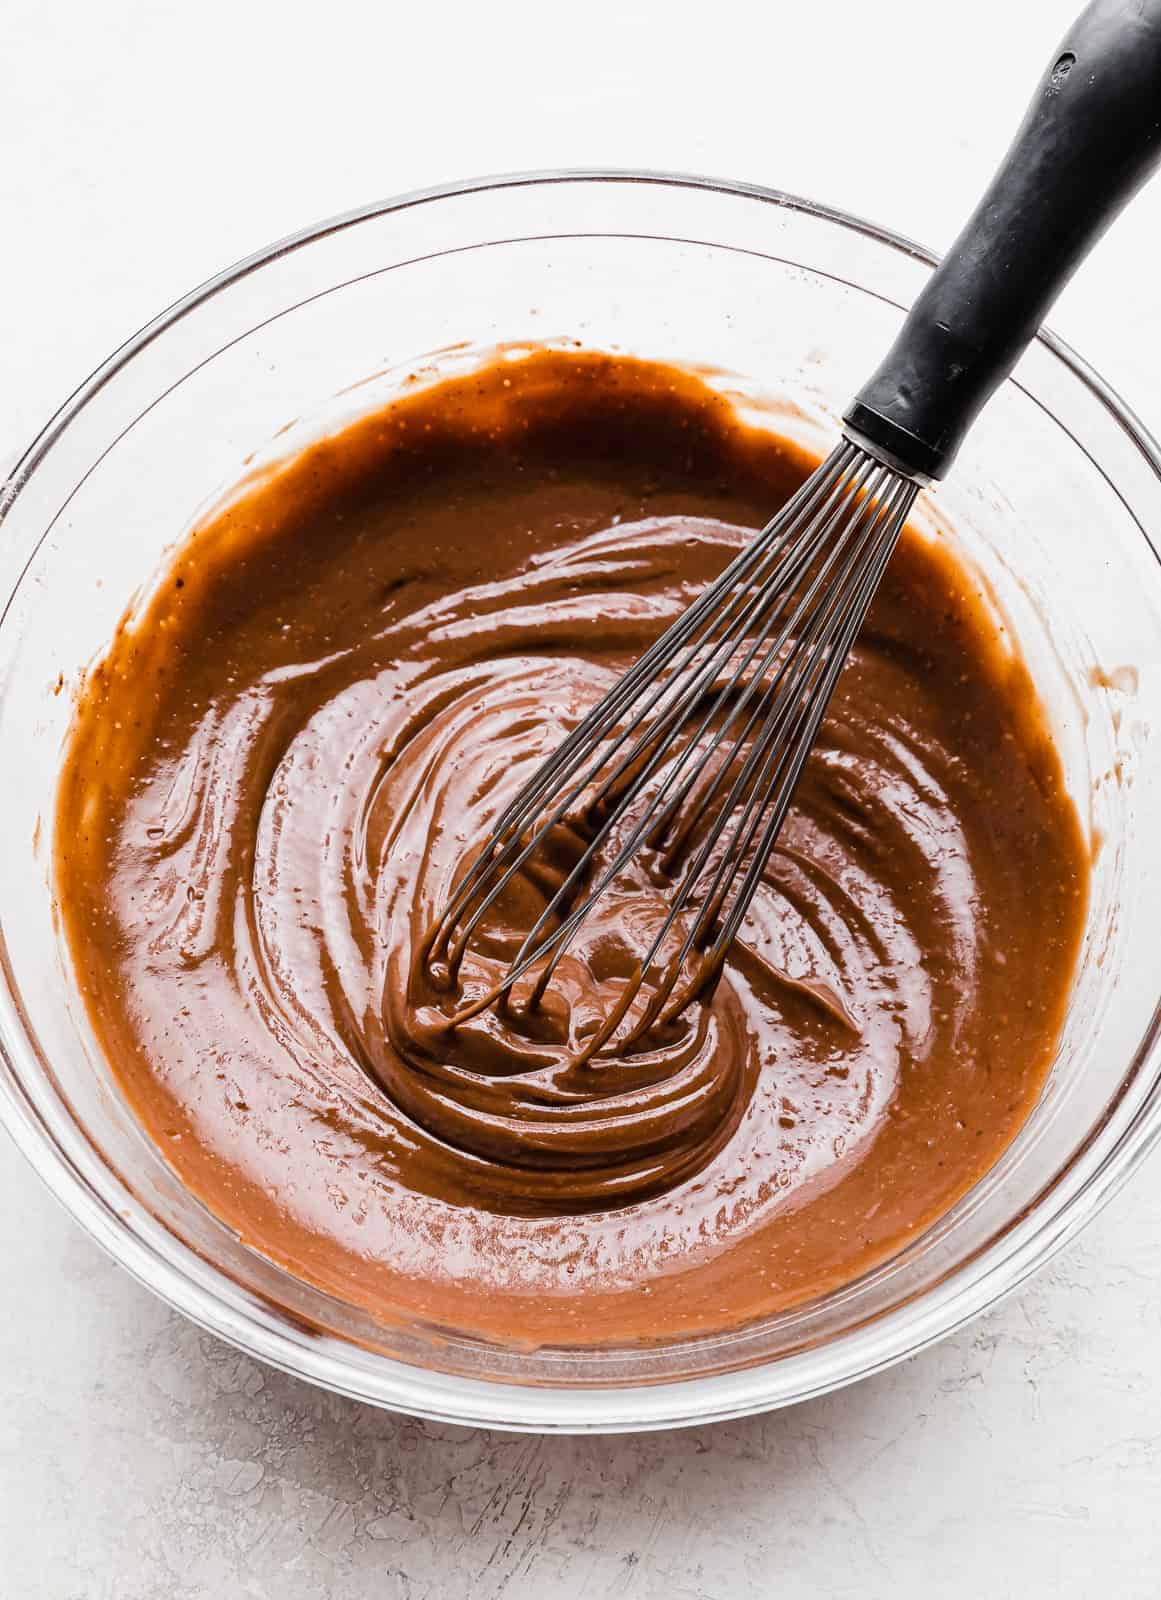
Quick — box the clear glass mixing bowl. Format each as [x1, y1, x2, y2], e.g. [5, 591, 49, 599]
[1, 173, 1159, 1433]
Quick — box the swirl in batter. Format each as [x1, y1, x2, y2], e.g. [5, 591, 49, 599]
[55, 352, 1087, 1346]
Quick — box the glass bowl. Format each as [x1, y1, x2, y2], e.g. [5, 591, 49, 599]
[1, 172, 1159, 1434]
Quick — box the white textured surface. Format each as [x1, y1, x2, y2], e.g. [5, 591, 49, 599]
[4, 0, 1161, 1592]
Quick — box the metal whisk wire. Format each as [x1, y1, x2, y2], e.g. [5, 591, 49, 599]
[424, 441, 918, 1058]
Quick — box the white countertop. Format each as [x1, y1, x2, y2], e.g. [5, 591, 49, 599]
[3, 0, 1160, 1592]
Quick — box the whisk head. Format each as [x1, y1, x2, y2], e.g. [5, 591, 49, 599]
[424, 437, 920, 1060]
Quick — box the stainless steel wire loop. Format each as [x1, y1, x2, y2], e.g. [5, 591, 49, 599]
[424, 440, 918, 1059]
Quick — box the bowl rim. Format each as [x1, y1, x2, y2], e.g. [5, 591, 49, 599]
[2, 167, 1161, 1434]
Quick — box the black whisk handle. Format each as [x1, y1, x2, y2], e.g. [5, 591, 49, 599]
[844, 0, 1161, 481]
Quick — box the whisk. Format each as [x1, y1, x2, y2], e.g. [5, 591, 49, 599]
[426, 0, 1161, 1058]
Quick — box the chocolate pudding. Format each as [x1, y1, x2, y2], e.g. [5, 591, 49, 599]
[54, 351, 1088, 1347]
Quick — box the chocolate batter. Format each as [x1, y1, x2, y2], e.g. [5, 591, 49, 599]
[55, 352, 1088, 1347]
